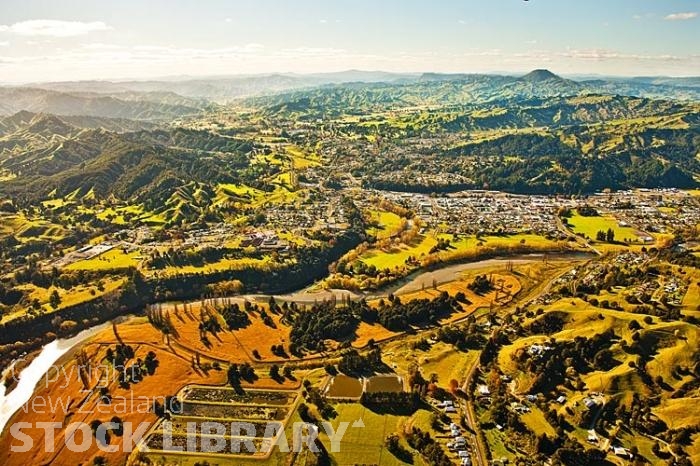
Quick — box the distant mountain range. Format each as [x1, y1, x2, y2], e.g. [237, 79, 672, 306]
[0, 69, 697, 122]
[0, 69, 697, 201]
[0, 86, 205, 121]
[250, 71, 700, 121]
[20, 71, 415, 105]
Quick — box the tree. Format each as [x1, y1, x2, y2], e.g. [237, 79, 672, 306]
[49, 289, 61, 309]
[594, 349, 615, 371]
[408, 362, 426, 389]
[385, 433, 413, 463]
[110, 416, 124, 436]
[468, 275, 494, 294]
[227, 363, 240, 387]
[90, 420, 103, 437]
[606, 228, 615, 243]
[144, 351, 158, 375]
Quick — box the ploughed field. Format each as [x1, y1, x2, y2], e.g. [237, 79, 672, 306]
[141, 387, 299, 461]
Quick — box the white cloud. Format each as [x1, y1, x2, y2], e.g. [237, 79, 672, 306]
[25, 39, 53, 46]
[319, 19, 327, 24]
[81, 42, 121, 50]
[557, 48, 685, 62]
[0, 41, 8, 47]
[225, 18, 232, 23]
[0, 20, 111, 37]
[664, 12, 697, 21]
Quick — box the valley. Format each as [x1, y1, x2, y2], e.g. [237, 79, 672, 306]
[0, 69, 698, 466]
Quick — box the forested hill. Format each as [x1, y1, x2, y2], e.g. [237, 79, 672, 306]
[0, 70, 698, 197]
[249, 70, 700, 118]
[0, 113, 258, 221]
[247, 70, 699, 194]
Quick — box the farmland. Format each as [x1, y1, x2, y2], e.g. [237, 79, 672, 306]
[365, 374, 404, 393]
[0, 55, 698, 466]
[565, 211, 642, 243]
[317, 403, 431, 466]
[140, 386, 299, 463]
[326, 374, 364, 399]
[65, 248, 141, 271]
[359, 232, 561, 272]
[0, 320, 229, 466]
[366, 209, 406, 240]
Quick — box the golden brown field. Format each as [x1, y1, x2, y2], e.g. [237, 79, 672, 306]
[367, 273, 520, 323]
[0, 269, 522, 466]
[0, 321, 227, 466]
[352, 321, 401, 348]
[0, 314, 303, 466]
[163, 300, 292, 363]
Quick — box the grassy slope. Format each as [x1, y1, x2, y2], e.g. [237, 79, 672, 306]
[567, 212, 640, 243]
[361, 232, 561, 270]
[318, 403, 429, 466]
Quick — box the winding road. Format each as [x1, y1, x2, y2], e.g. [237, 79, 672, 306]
[456, 258, 583, 466]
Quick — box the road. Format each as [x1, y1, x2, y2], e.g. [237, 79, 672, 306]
[456, 258, 582, 466]
[460, 359, 488, 466]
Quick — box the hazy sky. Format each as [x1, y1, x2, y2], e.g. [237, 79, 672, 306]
[0, 0, 698, 83]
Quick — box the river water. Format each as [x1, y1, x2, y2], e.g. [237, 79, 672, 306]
[0, 251, 590, 436]
[0, 322, 110, 435]
[273, 252, 592, 302]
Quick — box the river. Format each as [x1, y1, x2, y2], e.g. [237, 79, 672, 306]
[0, 322, 110, 435]
[386, 252, 592, 295]
[271, 252, 592, 302]
[0, 251, 590, 436]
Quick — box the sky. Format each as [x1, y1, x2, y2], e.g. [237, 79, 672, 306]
[0, 0, 698, 83]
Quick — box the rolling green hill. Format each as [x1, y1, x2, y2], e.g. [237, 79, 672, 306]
[0, 114, 258, 224]
[248, 72, 699, 194]
[0, 70, 698, 202]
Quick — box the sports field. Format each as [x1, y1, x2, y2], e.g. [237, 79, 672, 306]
[566, 212, 640, 242]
